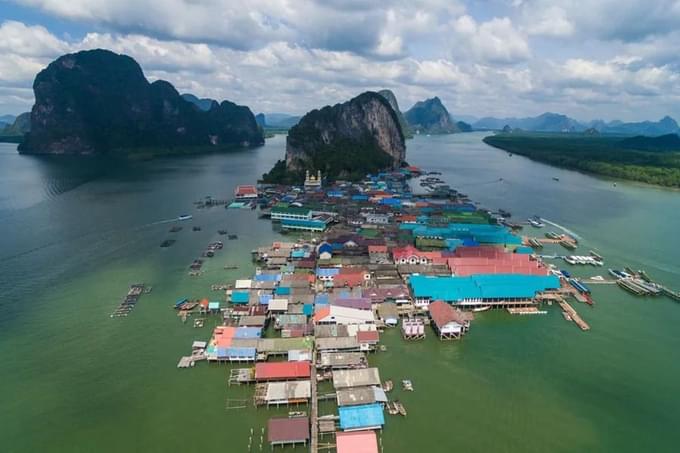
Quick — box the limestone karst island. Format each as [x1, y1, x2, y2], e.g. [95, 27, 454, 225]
[1, 3, 680, 453]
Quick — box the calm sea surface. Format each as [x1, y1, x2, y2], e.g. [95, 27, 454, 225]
[1, 133, 678, 452]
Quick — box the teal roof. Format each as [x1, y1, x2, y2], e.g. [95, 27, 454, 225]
[409, 274, 560, 302]
[231, 291, 250, 304]
[407, 223, 522, 245]
[272, 206, 311, 216]
[339, 404, 384, 430]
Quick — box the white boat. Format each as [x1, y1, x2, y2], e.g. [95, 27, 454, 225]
[472, 306, 491, 312]
[528, 217, 545, 228]
[178, 214, 193, 221]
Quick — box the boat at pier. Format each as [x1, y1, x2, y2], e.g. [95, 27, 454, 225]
[177, 214, 192, 221]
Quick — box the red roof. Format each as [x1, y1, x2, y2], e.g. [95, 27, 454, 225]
[333, 273, 364, 288]
[429, 301, 473, 328]
[235, 184, 258, 196]
[336, 431, 378, 453]
[255, 361, 311, 381]
[313, 306, 331, 323]
[268, 417, 310, 444]
[357, 330, 380, 343]
[368, 245, 388, 253]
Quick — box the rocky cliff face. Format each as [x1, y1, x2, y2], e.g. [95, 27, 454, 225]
[405, 96, 460, 134]
[280, 91, 405, 180]
[20, 49, 263, 155]
[378, 89, 413, 138]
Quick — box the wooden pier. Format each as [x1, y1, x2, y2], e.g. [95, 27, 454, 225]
[310, 351, 319, 453]
[558, 299, 590, 331]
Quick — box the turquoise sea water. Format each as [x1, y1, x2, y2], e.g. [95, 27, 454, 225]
[1, 133, 678, 452]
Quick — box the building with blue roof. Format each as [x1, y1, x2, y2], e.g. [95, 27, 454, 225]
[315, 293, 329, 305]
[234, 327, 262, 339]
[254, 273, 282, 282]
[316, 268, 340, 280]
[339, 404, 385, 431]
[409, 274, 560, 304]
[275, 286, 291, 296]
[231, 291, 250, 304]
[259, 294, 273, 305]
[281, 218, 328, 232]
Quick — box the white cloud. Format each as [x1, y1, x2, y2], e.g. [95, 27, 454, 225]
[451, 15, 531, 64]
[0, 20, 68, 56]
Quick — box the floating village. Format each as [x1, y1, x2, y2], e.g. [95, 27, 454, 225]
[119, 167, 679, 452]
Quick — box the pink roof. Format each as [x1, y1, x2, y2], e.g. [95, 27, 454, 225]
[357, 330, 380, 343]
[255, 361, 311, 381]
[336, 431, 378, 453]
[429, 301, 473, 328]
[392, 245, 442, 262]
[368, 245, 388, 253]
[268, 417, 310, 444]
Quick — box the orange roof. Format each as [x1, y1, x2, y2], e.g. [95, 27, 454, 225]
[368, 245, 388, 253]
[200, 298, 209, 307]
[313, 306, 331, 322]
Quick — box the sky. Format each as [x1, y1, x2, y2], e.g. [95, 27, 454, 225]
[1, 0, 680, 122]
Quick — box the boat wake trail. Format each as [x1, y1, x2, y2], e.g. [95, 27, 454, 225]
[540, 218, 581, 240]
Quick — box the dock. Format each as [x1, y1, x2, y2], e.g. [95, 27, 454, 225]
[110, 283, 146, 318]
[310, 349, 319, 453]
[507, 307, 547, 315]
[558, 299, 590, 331]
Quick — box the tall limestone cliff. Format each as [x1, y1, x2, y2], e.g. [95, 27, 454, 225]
[19, 49, 263, 155]
[405, 96, 461, 134]
[378, 89, 413, 138]
[264, 91, 405, 183]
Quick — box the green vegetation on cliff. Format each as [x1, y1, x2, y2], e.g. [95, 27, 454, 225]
[483, 133, 680, 187]
[263, 91, 405, 184]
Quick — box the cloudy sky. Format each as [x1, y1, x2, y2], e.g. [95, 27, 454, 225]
[1, 0, 680, 121]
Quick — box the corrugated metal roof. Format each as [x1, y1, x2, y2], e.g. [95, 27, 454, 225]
[255, 361, 311, 381]
[338, 404, 384, 430]
[267, 417, 310, 444]
[410, 274, 559, 302]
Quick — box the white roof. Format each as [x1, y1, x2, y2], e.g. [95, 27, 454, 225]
[235, 279, 252, 289]
[192, 341, 207, 349]
[317, 305, 375, 325]
[268, 298, 289, 311]
[264, 380, 311, 401]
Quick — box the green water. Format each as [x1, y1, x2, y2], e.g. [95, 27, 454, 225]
[1, 133, 679, 452]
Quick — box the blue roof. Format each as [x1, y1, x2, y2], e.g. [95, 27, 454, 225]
[315, 293, 329, 305]
[208, 301, 220, 310]
[254, 273, 281, 282]
[259, 294, 273, 305]
[275, 286, 291, 295]
[231, 291, 250, 304]
[281, 219, 327, 229]
[318, 243, 333, 254]
[409, 274, 560, 302]
[316, 268, 340, 278]
[409, 223, 522, 245]
[234, 327, 262, 339]
[174, 297, 189, 308]
[339, 404, 385, 430]
[380, 198, 401, 206]
[303, 304, 314, 316]
[217, 347, 256, 359]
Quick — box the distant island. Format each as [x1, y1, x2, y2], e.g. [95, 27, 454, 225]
[474, 113, 680, 135]
[405, 96, 471, 134]
[483, 132, 680, 187]
[262, 91, 405, 184]
[18, 49, 264, 156]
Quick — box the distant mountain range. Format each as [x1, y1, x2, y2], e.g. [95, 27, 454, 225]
[473, 113, 680, 136]
[255, 113, 301, 129]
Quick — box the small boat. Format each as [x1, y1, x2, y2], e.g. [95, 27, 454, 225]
[472, 306, 490, 312]
[218, 230, 228, 235]
[394, 400, 407, 417]
[528, 216, 545, 228]
[224, 265, 239, 270]
[553, 177, 560, 181]
[402, 379, 414, 391]
[192, 226, 201, 231]
[382, 380, 393, 392]
[178, 214, 193, 221]
[379, 345, 387, 352]
[228, 234, 238, 240]
[288, 411, 307, 418]
[160, 239, 176, 248]
[562, 312, 572, 321]
[193, 318, 204, 328]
